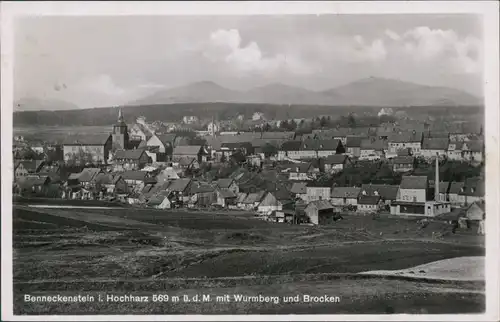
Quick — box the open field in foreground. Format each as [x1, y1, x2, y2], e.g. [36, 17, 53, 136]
[13, 205, 485, 314]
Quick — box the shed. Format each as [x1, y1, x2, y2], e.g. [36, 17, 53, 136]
[304, 200, 335, 225]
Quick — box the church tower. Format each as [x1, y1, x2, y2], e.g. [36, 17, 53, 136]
[112, 107, 129, 150]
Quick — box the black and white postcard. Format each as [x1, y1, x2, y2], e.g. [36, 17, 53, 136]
[1, 1, 499, 321]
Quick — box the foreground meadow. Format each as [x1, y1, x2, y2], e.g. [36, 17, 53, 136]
[13, 205, 485, 314]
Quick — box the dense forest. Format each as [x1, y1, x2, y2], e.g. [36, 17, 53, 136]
[13, 102, 484, 127]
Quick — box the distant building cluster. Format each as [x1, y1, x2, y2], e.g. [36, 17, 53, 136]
[12, 108, 485, 226]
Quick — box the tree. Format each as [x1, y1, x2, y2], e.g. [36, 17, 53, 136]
[347, 113, 356, 127]
[288, 119, 297, 131]
[280, 120, 289, 130]
[65, 148, 95, 166]
[320, 116, 328, 127]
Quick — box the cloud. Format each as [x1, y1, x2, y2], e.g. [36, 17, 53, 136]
[204, 29, 314, 75]
[384, 26, 482, 74]
[385, 29, 401, 41]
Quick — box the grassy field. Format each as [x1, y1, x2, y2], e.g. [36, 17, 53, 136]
[13, 205, 485, 315]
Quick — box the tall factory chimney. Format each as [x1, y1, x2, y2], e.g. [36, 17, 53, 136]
[435, 153, 440, 202]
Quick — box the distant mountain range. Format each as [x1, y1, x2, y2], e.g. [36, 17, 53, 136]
[128, 77, 482, 107]
[14, 77, 482, 113]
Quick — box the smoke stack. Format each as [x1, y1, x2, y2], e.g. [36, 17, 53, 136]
[435, 152, 439, 202]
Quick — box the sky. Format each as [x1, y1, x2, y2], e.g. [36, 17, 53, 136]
[14, 14, 483, 108]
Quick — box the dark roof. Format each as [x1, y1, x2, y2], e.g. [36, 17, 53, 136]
[290, 182, 307, 194]
[324, 154, 348, 165]
[216, 178, 234, 189]
[361, 184, 400, 200]
[358, 195, 382, 205]
[345, 136, 364, 148]
[400, 176, 428, 189]
[291, 162, 313, 173]
[167, 178, 192, 192]
[437, 181, 450, 193]
[388, 131, 423, 143]
[178, 157, 197, 166]
[422, 138, 450, 150]
[173, 145, 202, 156]
[16, 160, 44, 172]
[463, 140, 484, 153]
[459, 178, 484, 196]
[302, 139, 341, 151]
[218, 189, 237, 198]
[121, 170, 148, 181]
[17, 175, 50, 189]
[94, 173, 115, 185]
[129, 139, 143, 150]
[425, 131, 450, 138]
[190, 182, 216, 194]
[331, 187, 361, 198]
[392, 156, 414, 164]
[280, 140, 302, 152]
[156, 134, 177, 147]
[78, 168, 102, 182]
[242, 191, 266, 204]
[261, 131, 295, 140]
[62, 134, 111, 146]
[360, 138, 387, 150]
[114, 149, 146, 160]
[147, 191, 171, 206]
[221, 142, 253, 151]
[306, 199, 334, 211]
[449, 181, 465, 194]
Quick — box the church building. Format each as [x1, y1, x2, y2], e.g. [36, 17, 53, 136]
[112, 108, 130, 151]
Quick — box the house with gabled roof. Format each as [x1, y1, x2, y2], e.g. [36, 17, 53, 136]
[216, 188, 238, 208]
[390, 175, 450, 217]
[290, 182, 308, 201]
[398, 176, 428, 203]
[461, 140, 484, 163]
[392, 156, 415, 173]
[436, 181, 451, 202]
[14, 160, 45, 181]
[215, 178, 239, 195]
[465, 201, 485, 221]
[345, 136, 364, 158]
[458, 177, 484, 206]
[360, 184, 400, 205]
[306, 182, 331, 203]
[113, 149, 150, 171]
[257, 186, 293, 214]
[173, 145, 208, 163]
[330, 187, 361, 206]
[146, 133, 177, 161]
[387, 131, 423, 156]
[421, 138, 450, 159]
[304, 200, 336, 225]
[360, 138, 387, 161]
[278, 140, 302, 160]
[94, 173, 128, 195]
[121, 170, 150, 189]
[357, 195, 382, 213]
[448, 181, 465, 206]
[288, 162, 318, 181]
[240, 190, 266, 210]
[147, 190, 172, 209]
[17, 175, 51, 197]
[324, 154, 352, 173]
[167, 178, 193, 204]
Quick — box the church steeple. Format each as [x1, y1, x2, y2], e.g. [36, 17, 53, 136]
[118, 107, 124, 124]
[112, 107, 129, 150]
